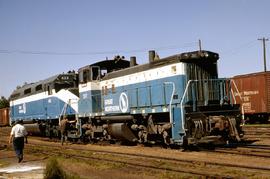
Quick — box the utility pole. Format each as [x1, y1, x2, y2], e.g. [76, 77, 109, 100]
[258, 37, 269, 72]
[198, 39, 202, 52]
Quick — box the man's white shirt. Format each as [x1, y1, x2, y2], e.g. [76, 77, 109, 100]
[11, 124, 27, 138]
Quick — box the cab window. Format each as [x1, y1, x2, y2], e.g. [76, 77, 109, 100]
[79, 69, 91, 83]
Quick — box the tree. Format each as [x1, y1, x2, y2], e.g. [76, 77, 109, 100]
[0, 96, 9, 109]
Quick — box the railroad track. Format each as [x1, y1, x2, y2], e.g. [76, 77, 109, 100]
[242, 144, 270, 150]
[17, 143, 270, 178]
[243, 125, 270, 138]
[210, 147, 270, 158]
[38, 149, 224, 178]
[4, 135, 270, 159]
[0, 139, 222, 177]
[1, 138, 270, 178]
[2, 129, 270, 160]
[2, 125, 270, 177]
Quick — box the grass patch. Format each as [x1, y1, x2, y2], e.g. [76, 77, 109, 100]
[0, 160, 10, 167]
[44, 157, 80, 179]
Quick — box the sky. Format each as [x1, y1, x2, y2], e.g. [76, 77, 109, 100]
[0, 0, 270, 98]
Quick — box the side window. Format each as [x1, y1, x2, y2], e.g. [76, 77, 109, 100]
[101, 69, 107, 78]
[47, 85, 52, 95]
[10, 93, 20, 99]
[35, 84, 43, 92]
[83, 69, 90, 82]
[24, 88, 31, 95]
[79, 66, 100, 82]
[79, 69, 91, 83]
[91, 66, 100, 81]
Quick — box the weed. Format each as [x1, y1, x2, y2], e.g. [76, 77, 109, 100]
[44, 157, 67, 179]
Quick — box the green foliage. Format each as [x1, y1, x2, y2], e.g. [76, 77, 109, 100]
[44, 157, 67, 179]
[0, 96, 9, 109]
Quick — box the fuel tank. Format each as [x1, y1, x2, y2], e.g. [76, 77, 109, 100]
[107, 123, 137, 142]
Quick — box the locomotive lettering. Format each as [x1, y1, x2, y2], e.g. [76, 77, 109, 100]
[18, 103, 26, 114]
[104, 98, 120, 112]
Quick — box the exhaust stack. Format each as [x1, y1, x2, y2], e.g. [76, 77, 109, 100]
[130, 56, 137, 67]
[149, 50, 155, 63]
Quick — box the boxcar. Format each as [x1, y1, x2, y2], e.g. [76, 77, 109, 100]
[232, 71, 270, 123]
[0, 107, 10, 126]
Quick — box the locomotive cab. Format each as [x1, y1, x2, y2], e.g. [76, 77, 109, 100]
[78, 56, 131, 116]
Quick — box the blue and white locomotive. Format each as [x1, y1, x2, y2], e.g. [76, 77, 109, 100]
[78, 50, 243, 145]
[9, 72, 79, 136]
[9, 50, 243, 146]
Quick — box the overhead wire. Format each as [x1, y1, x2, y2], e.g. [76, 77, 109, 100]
[0, 42, 197, 56]
[222, 40, 258, 57]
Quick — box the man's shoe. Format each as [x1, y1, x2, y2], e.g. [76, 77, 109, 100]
[18, 156, 23, 163]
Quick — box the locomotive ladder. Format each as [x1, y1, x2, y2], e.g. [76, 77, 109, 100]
[58, 99, 81, 138]
[58, 99, 78, 125]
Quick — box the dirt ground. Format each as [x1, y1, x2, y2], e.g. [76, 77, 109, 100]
[0, 150, 44, 179]
[0, 147, 180, 179]
[1, 126, 270, 178]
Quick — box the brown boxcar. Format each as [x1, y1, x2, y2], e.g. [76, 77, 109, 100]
[0, 107, 10, 126]
[232, 71, 270, 123]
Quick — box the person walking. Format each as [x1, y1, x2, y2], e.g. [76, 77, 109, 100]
[9, 120, 28, 163]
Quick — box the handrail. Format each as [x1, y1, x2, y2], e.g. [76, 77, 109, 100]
[163, 82, 175, 124]
[180, 79, 234, 134]
[58, 98, 78, 125]
[180, 80, 195, 135]
[59, 100, 69, 125]
[230, 79, 245, 123]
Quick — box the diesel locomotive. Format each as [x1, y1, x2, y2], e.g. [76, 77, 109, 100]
[9, 72, 79, 136]
[9, 50, 243, 146]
